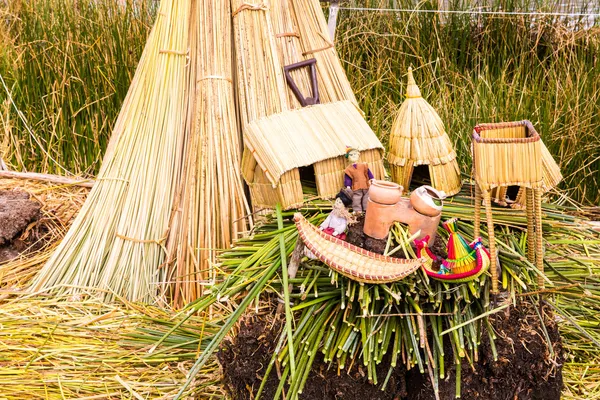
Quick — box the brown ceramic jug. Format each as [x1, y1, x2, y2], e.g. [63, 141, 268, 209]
[368, 180, 404, 205]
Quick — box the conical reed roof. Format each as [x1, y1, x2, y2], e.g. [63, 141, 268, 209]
[388, 68, 461, 195]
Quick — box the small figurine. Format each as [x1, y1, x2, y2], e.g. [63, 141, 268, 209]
[304, 191, 355, 260]
[344, 147, 374, 214]
[319, 190, 356, 240]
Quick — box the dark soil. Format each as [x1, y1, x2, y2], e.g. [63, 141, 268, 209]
[0, 190, 42, 263]
[219, 301, 563, 400]
[406, 302, 563, 400]
[218, 313, 408, 400]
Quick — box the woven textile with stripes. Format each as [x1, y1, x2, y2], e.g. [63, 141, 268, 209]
[294, 213, 424, 283]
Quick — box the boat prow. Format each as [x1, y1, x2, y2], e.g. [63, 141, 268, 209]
[294, 213, 424, 283]
[415, 236, 491, 283]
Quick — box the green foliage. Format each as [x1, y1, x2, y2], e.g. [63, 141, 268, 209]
[335, 0, 600, 203]
[0, 0, 598, 202]
[0, 0, 156, 174]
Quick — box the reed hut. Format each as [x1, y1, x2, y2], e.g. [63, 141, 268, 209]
[471, 120, 558, 294]
[387, 68, 461, 196]
[241, 101, 385, 210]
[490, 139, 562, 207]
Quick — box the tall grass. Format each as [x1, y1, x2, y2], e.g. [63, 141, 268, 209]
[0, 0, 156, 174]
[335, 0, 600, 203]
[1, 0, 599, 203]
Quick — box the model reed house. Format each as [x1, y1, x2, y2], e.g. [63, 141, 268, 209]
[241, 101, 386, 210]
[388, 68, 462, 196]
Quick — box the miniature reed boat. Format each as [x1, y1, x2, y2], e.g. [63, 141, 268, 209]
[294, 213, 424, 283]
[415, 231, 491, 283]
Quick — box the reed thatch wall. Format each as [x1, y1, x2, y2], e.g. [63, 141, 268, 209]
[388, 68, 462, 196]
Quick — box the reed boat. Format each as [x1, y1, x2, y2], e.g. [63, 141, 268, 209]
[415, 235, 491, 283]
[294, 213, 424, 283]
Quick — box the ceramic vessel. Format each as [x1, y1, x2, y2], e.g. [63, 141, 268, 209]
[368, 180, 404, 205]
[410, 185, 445, 217]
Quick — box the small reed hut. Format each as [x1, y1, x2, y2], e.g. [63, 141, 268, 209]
[471, 120, 560, 294]
[241, 101, 385, 210]
[387, 68, 461, 196]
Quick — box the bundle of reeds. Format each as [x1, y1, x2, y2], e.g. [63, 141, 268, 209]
[290, 0, 358, 104]
[172, 193, 600, 399]
[388, 67, 462, 195]
[30, 0, 193, 303]
[231, 0, 287, 129]
[270, 0, 314, 109]
[165, 0, 251, 307]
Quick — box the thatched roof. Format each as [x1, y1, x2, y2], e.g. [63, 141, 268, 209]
[387, 68, 457, 167]
[242, 101, 384, 187]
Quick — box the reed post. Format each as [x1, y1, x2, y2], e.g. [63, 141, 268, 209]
[482, 189, 499, 293]
[534, 188, 544, 288]
[526, 188, 536, 265]
[474, 183, 482, 239]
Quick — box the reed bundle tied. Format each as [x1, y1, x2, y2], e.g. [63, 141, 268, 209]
[231, 0, 287, 129]
[30, 0, 193, 303]
[270, 0, 313, 109]
[290, 0, 358, 104]
[388, 67, 461, 195]
[165, 0, 251, 306]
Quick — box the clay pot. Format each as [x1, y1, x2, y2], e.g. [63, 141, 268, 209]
[368, 180, 403, 205]
[410, 185, 445, 217]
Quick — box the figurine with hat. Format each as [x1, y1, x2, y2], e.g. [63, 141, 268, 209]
[344, 146, 375, 214]
[318, 189, 356, 240]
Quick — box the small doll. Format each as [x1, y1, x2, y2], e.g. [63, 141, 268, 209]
[305, 191, 355, 260]
[319, 190, 356, 240]
[344, 147, 374, 214]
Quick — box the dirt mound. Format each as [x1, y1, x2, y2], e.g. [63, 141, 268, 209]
[218, 313, 407, 399]
[407, 301, 563, 400]
[0, 190, 41, 263]
[219, 301, 562, 399]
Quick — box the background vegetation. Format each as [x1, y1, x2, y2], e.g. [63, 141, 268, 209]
[0, 0, 599, 203]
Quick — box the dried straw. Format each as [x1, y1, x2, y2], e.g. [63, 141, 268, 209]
[30, 0, 193, 303]
[388, 67, 461, 195]
[270, 0, 313, 109]
[0, 179, 88, 288]
[165, 0, 251, 307]
[290, 0, 358, 104]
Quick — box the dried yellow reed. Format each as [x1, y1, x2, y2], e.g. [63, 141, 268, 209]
[290, 0, 358, 104]
[31, 0, 193, 303]
[165, 0, 251, 306]
[388, 67, 461, 195]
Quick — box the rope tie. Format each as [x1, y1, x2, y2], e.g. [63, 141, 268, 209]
[116, 233, 168, 245]
[303, 43, 334, 56]
[303, 32, 335, 56]
[197, 75, 233, 83]
[159, 49, 189, 56]
[276, 32, 300, 38]
[445, 249, 476, 264]
[232, 3, 268, 17]
[97, 177, 129, 184]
